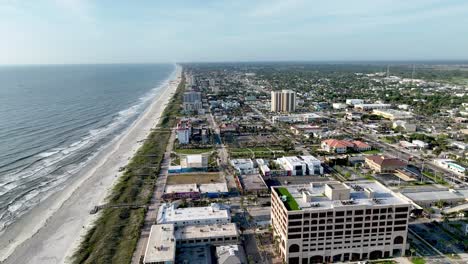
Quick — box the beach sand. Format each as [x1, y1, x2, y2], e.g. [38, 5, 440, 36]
[0, 65, 182, 264]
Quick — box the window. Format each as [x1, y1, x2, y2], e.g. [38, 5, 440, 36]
[355, 210, 363, 215]
[336, 211, 345, 217]
[395, 207, 408, 212]
[394, 220, 407, 225]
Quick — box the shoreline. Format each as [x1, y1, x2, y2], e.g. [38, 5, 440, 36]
[0, 65, 182, 264]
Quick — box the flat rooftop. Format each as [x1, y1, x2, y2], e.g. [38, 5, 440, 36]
[143, 224, 175, 264]
[175, 223, 238, 240]
[403, 189, 468, 202]
[157, 203, 230, 224]
[274, 181, 410, 211]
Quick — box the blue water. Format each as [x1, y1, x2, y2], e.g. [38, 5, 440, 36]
[0, 64, 175, 231]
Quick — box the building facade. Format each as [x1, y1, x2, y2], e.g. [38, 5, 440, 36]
[271, 181, 411, 263]
[271, 90, 296, 112]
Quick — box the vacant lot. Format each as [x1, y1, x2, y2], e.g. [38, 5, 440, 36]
[166, 172, 223, 185]
[174, 148, 213, 155]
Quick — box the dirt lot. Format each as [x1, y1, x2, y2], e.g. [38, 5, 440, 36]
[166, 172, 223, 185]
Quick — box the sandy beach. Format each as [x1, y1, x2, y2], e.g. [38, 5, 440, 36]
[0, 65, 182, 264]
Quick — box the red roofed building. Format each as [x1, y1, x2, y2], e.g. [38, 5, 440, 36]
[365, 155, 407, 173]
[351, 140, 372, 152]
[321, 139, 371, 153]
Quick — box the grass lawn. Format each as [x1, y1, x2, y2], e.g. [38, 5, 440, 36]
[361, 149, 382, 154]
[410, 257, 426, 264]
[422, 171, 449, 186]
[166, 173, 223, 185]
[276, 187, 300, 211]
[175, 148, 213, 155]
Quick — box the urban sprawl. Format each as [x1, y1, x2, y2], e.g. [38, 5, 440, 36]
[138, 63, 468, 264]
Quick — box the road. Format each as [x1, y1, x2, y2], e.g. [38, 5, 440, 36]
[207, 112, 237, 190]
[131, 128, 175, 264]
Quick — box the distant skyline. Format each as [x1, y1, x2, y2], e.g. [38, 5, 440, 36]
[1, 0, 468, 65]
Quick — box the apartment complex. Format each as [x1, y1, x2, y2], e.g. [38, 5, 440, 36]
[271, 181, 411, 263]
[183, 91, 202, 112]
[271, 90, 296, 112]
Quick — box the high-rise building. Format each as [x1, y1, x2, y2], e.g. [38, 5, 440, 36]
[271, 181, 411, 264]
[271, 90, 296, 112]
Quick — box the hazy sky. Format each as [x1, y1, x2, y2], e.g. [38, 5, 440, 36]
[1, 0, 468, 64]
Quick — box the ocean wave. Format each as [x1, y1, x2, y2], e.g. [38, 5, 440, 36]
[0, 65, 176, 232]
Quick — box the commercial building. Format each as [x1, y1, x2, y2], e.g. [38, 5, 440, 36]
[354, 104, 391, 111]
[365, 155, 407, 173]
[402, 188, 468, 207]
[277, 156, 323, 176]
[144, 223, 240, 264]
[176, 119, 192, 144]
[434, 159, 466, 175]
[372, 109, 413, 120]
[143, 224, 176, 264]
[271, 90, 296, 112]
[157, 203, 230, 227]
[346, 99, 364, 106]
[271, 181, 411, 263]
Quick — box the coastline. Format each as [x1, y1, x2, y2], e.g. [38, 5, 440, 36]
[0, 65, 182, 264]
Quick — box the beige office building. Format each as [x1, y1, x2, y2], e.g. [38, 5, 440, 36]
[271, 181, 411, 263]
[271, 90, 296, 112]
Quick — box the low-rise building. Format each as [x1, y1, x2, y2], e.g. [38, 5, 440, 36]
[271, 181, 411, 263]
[230, 159, 257, 175]
[321, 139, 371, 153]
[216, 245, 248, 264]
[346, 99, 364, 106]
[157, 203, 230, 227]
[365, 155, 407, 173]
[143, 224, 176, 264]
[180, 154, 208, 171]
[354, 103, 391, 111]
[277, 156, 323, 176]
[434, 159, 466, 175]
[175, 223, 239, 247]
[372, 109, 413, 120]
[144, 223, 240, 264]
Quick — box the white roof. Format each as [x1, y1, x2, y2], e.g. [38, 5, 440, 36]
[143, 224, 176, 264]
[175, 223, 238, 240]
[157, 203, 230, 224]
[186, 154, 203, 163]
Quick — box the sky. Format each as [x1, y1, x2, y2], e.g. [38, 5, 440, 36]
[1, 0, 468, 64]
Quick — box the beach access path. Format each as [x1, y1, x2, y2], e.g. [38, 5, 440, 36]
[131, 127, 175, 263]
[0, 67, 182, 264]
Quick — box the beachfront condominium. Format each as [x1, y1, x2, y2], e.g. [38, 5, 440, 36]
[271, 181, 411, 263]
[271, 90, 296, 112]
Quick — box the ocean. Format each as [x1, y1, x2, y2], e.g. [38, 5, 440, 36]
[0, 63, 175, 232]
